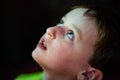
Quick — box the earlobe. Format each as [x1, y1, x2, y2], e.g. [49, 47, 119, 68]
[77, 67, 103, 80]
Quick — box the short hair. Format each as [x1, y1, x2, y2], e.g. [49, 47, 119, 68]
[85, 6, 120, 80]
[72, 0, 120, 79]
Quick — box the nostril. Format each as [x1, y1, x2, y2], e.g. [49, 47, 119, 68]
[47, 32, 55, 39]
[46, 27, 56, 39]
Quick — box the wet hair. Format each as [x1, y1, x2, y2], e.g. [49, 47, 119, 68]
[72, 0, 120, 80]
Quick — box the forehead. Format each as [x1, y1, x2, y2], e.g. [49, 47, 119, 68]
[62, 7, 95, 26]
[62, 8, 97, 28]
[63, 8, 88, 20]
[67, 8, 88, 16]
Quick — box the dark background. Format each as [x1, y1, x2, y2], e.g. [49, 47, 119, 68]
[1, 0, 71, 80]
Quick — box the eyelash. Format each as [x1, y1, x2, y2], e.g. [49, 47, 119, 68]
[59, 20, 64, 24]
[56, 20, 64, 26]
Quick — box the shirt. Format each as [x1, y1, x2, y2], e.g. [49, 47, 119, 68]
[15, 72, 43, 80]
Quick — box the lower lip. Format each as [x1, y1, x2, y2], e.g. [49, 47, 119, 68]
[38, 43, 46, 50]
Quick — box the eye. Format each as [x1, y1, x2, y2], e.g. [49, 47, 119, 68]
[56, 20, 64, 26]
[66, 30, 74, 40]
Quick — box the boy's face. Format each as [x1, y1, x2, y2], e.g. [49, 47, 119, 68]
[32, 8, 98, 75]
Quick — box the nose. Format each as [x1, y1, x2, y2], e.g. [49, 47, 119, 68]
[46, 27, 56, 39]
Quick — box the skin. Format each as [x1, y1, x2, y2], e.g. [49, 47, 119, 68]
[32, 8, 98, 80]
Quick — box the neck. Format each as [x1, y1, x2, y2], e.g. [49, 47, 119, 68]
[42, 71, 77, 80]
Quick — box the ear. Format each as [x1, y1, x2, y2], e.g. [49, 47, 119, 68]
[77, 67, 103, 80]
[86, 67, 103, 80]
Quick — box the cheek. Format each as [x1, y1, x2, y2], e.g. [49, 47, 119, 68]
[46, 43, 75, 70]
[48, 43, 72, 64]
[47, 43, 88, 73]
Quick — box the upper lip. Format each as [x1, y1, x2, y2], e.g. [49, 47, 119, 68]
[39, 37, 47, 50]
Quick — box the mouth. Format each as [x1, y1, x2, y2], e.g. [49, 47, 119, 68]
[38, 37, 47, 50]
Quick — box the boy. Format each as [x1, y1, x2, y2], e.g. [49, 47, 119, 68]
[15, 2, 120, 80]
